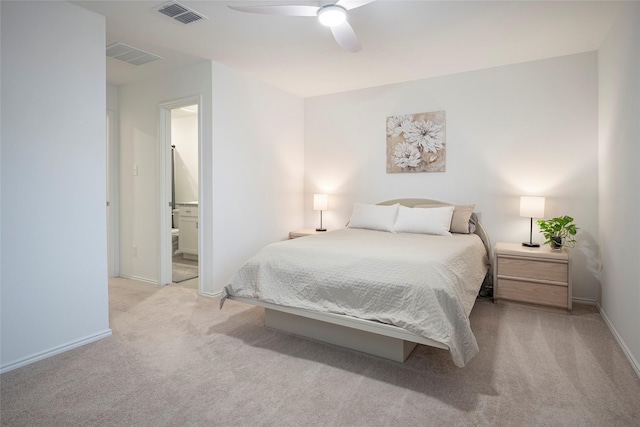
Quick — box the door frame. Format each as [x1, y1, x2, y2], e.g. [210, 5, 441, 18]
[158, 95, 203, 289]
[106, 109, 119, 277]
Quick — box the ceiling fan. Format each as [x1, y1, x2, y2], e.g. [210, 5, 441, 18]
[228, 1, 375, 53]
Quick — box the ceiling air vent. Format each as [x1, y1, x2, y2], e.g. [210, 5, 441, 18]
[106, 43, 163, 66]
[158, 2, 207, 24]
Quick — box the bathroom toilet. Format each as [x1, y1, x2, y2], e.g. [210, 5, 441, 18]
[172, 209, 180, 254]
[172, 208, 180, 230]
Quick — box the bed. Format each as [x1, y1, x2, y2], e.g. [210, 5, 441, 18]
[221, 199, 491, 367]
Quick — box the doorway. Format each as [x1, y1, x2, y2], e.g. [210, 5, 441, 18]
[159, 96, 202, 290]
[170, 104, 199, 288]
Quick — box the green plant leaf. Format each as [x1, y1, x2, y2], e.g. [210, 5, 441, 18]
[536, 215, 579, 248]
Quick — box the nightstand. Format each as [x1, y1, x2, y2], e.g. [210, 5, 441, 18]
[493, 242, 572, 312]
[288, 229, 327, 239]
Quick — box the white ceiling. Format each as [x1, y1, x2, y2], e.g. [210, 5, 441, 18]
[73, 0, 623, 98]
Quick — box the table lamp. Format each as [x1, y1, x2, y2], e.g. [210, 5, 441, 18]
[520, 196, 545, 247]
[314, 194, 328, 232]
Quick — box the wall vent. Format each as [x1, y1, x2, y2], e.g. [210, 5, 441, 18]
[106, 43, 163, 66]
[158, 2, 207, 24]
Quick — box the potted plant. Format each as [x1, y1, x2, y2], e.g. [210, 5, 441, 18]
[536, 215, 578, 249]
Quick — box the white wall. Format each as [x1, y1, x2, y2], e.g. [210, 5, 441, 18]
[171, 114, 199, 204]
[0, 1, 110, 372]
[118, 61, 213, 284]
[305, 53, 599, 300]
[598, 3, 640, 374]
[210, 61, 304, 295]
[118, 60, 304, 295]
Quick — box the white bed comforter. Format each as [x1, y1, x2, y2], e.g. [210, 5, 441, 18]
[223, 228, 489, 367]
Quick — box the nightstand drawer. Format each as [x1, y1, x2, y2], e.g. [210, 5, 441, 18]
[498, 257, 567, 283]
[496, 278, 568, 308]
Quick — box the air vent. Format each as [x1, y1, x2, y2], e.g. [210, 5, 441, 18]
[106, 43, 163, 66]
[158, 2, 207, 24]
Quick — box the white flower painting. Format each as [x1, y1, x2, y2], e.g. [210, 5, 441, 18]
[393, 142, 422, 168]
[386, 111, 446, 173]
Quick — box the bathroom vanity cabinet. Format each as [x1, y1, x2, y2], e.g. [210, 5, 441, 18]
[179, 205, 198, 260]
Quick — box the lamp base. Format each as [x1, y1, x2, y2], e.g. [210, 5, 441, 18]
[315, 228, 327, 232]
[522, 242, 540, 247]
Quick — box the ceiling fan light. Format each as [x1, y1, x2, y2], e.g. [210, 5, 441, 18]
[318, 6, 346, 27]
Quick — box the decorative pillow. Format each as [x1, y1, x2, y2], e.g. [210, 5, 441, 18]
[415, 204, 476, 234]
[347, 203, 399, 232]
[393, 205, 454, 236]
[451, 205, 476, 234]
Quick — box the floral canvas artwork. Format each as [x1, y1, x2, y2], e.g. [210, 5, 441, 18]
[386, 111, 446, 173]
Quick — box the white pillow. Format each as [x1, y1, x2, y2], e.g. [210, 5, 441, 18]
[393, 205, 454, 236]
[347, 203, 399, 232]
[415, 204, 476, 234]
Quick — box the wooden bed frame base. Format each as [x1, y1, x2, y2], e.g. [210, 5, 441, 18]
[229, 296, 448, 362]
[266, 309, 418, 362]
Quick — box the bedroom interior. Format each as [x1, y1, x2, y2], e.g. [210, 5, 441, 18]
[1, 0, 639, 425]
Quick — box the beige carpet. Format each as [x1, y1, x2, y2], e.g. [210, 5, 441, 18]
[1, 277, 639, 426]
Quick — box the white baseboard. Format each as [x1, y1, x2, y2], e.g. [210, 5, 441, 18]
[572, 297, 597, 305]
[200, 290, 221, 298]
[117, 274, 220, 298]
[573, 297, 640, 379]
[118, 273, 157, 285]
[0, 329, 113, 374]
[598, 306, 640, 380]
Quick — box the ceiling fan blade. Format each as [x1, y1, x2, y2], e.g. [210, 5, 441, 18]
[330, 21, 362, 53]
[228, 4, 319, 17]
[334, 0, 375, 11]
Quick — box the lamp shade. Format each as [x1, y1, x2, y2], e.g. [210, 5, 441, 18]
[520, 196, 545, 218]
[313, 194, 328, 211]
